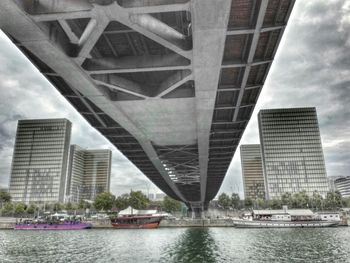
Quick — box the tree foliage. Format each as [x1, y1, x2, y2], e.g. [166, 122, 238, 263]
[14, 203, 26, 215]
[26, 203, 37, 215]
[0, 191, 11, 204]
[53, 203, 63, 212]
[1, 202, 14, 216]
[163, 196, 182, 213]
[129, 191, 149, 210]
[94, 192, 116, 211]
[115, 194, 130, 211]
[218, 193, 231, 209]
[324, 191, 342, 210]
[231, 193, 240, 209]
[244, 197, 253, 208]
[78, 200, 91, 209]
[311, 191, 323, 210]
[268, 199, 282, 209]
[255, 198, 265, 209]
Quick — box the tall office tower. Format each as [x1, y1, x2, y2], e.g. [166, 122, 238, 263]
[334, 176, 350, 198]
[240, 145, 265, 200]
[66, 145, 112, 202]
[258, 108, 329, 199]
[9, 119, 72, 203]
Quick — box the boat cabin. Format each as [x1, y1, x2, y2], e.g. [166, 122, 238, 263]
[316, 212, 341, 222]
[252, 209, 315, 221]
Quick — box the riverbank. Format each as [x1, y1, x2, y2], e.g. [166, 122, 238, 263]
[159, 218, 234, 227]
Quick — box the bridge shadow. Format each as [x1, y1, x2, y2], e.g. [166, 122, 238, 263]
[159, 228, 219, 263]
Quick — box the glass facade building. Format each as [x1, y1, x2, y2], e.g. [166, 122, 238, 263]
[66, 145, 112, 202]
[240, 145, 265, 200]
[258, 108, 329, 199]
[9, 119, 71, 203]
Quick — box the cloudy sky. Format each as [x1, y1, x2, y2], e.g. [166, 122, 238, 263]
[0, 0, 349, 198]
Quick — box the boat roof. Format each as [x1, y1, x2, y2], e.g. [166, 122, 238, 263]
[316, 211, 340, 214]
[253, 209, 314, 216]
[118, 206, 157, 215]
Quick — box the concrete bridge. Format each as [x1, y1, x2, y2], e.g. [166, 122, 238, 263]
[0, 0, 294, 215]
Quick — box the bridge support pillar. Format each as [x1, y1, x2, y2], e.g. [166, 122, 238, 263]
[191, 207, 205, 219]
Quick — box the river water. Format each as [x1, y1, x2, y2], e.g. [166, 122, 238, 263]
[1, 227, 350, 263]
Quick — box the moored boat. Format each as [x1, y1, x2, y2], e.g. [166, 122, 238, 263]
[111, 206, 164, 229]
[14, 220, 92, 230]
[14, 213, 92, 230]
[111, 215, 163, 229]
[233, 207, 340, 228]
[233, 219, 339, 228]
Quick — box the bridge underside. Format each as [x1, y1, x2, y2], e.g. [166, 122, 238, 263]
[0, 0, 294, 211]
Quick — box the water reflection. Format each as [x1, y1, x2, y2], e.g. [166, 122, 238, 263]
[252, 229, 349, 263]
[160, 228, 218, 263]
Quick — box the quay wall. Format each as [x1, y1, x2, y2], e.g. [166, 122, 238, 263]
[159, 219, 234, 227]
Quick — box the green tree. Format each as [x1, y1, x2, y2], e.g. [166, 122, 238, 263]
[14, 203, 26, 216]
[218, 193, 231, 209]
[78, 200, 92, 209]
[53, 203, 63, 212]
[1, 202, 14, 216]
[311, 191, 323, 211]
[231, 193, 240, 209]
[26, 203, 37, 216]
[244, 197, 253, 208]
[65, 202, 73, 211]
[129, 191, 149, 210]
[163, 196, 182, 213]
[268, 198, 281, 209]
[44, 203, 52, 211]
[325, 191, 342, 210]
[94, 192, 116, 211]
[151, 200, 164, 210]
[281, 192, 292, 207]
[292, 191, 309, 208]
[0, 191, 11, 204]
[342, 197, 350, 208]
[255, 198, 265, 209]
[115, 194, 130, 211]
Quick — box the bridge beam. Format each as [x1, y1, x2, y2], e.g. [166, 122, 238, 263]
[191, 0, 232, 203]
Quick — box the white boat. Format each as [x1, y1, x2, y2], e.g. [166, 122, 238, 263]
[234, 207, 341, 228]
[233, 219, 339, 228]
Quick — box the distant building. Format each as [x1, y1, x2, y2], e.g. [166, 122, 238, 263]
[66, 145, 112, 202]
[148, 193, 166, 201]
[327, 176, 344, 192]
[240, 144, 265, 200]
[9, 119, 71, 203]
[148, 193, 155, 200]
[334, 176, 350, 197]
[155, 193, 166, 201]
[258, 108, 329, 199]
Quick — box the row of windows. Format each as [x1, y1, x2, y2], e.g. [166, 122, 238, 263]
[268, 187, 329, 193]
[262, 135, 320, 140]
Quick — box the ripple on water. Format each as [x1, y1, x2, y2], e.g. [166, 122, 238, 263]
[1, 227, 350, 263]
